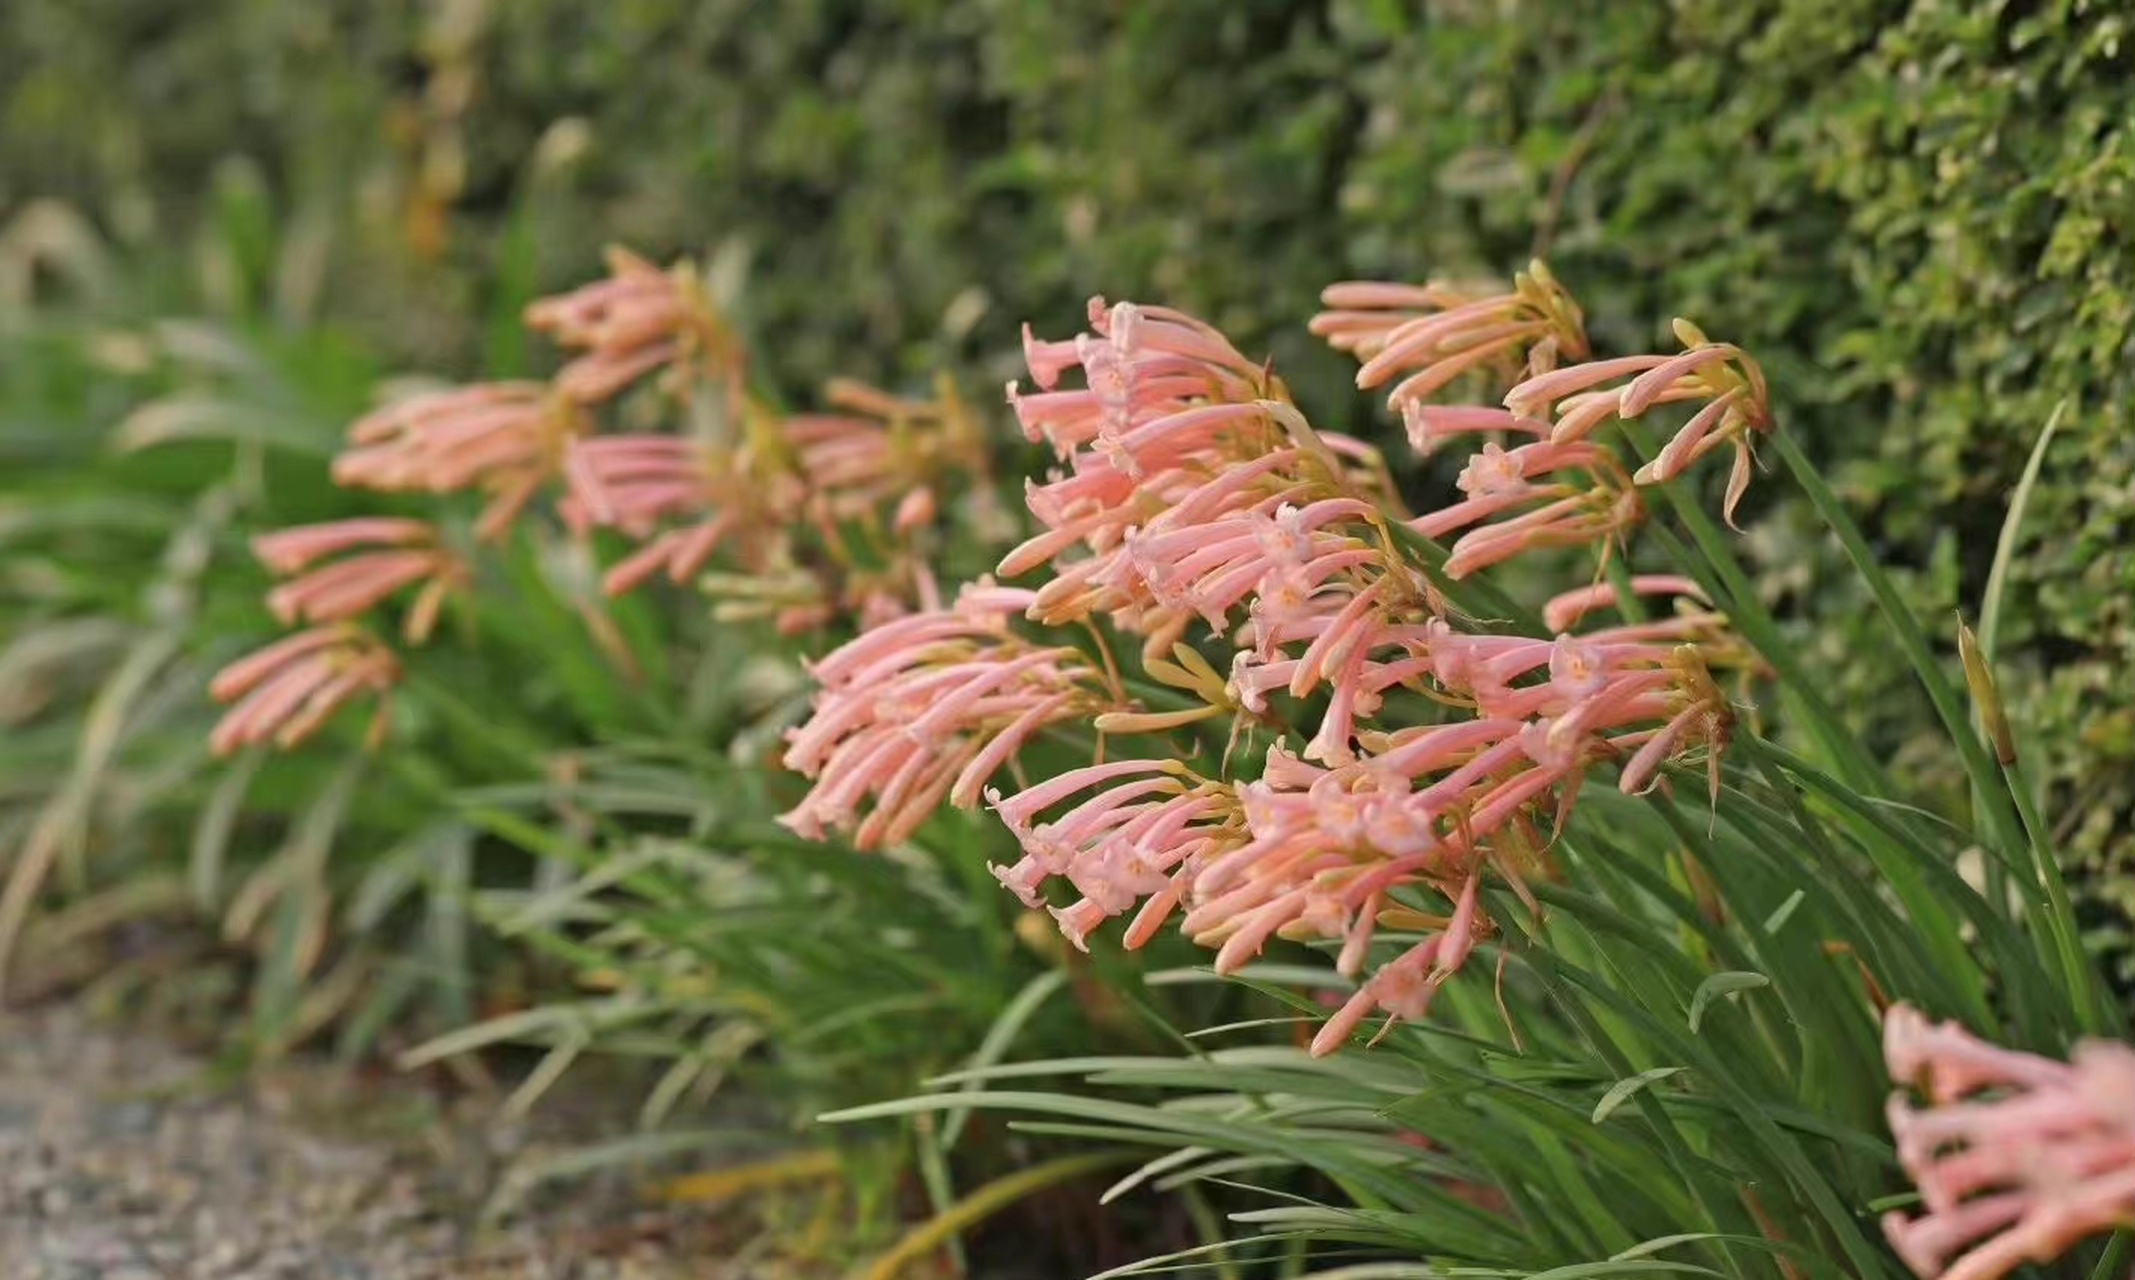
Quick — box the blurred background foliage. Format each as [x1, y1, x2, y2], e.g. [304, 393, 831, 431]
[5, 0, 2135, 1052]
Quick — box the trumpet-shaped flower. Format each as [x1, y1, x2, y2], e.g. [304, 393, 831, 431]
[1400, 404, 1549, 459]
[986, 758, 1238, 951]
[207, 626, 399, 755]
[779, 583, 1113, 850]
[525, 246, 737, 404]
[1410, 439, 1645, 580]
[1543, 574, 1710, 633]
[253, 518, 465, 643]
[1311, 263, 1589, 411]
[1503, 320, 1772, 526]
[332, 383, 581, 540]
[1880, 1005, 2135, 1280]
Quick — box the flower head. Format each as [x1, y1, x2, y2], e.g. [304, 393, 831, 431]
[1410, 438, 1643, 580]
[253, 518, 465, 643]
[1880, 1005, 2135, 1280]
[985, 608, 1735, 1052]
[778, 583, 1114, 850]
[1504, 318, 1772, 527]
[793, 376, 988, 530]
[1003, 299, 1392, 654]
[985, 758, 1232, 952]
[563, 376, 975, 614]
[525, 246, 739, 405]
[208, 626, 399, 756]
[778, 279, 1765, 1060]
[333, 383, 583, 541]
[1312, 263, 1589, 411]
[559, 434, 754, 596]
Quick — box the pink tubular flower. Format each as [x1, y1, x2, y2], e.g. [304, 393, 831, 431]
[1230, 559, 1444, 765]
[1502, 355, 1678, 428]
[793, 378, 988, 530]
[561, 435, 718, 537]
[560, 375, 977, 608]
[1309, 280, 1473, 354]
[1311, 263, 1589, 411]
[600, 514, 748, 598]
[985, 759, 1237, 952]
[1424, 622, 1734, 798]
[1177, 640, 1722, 1052]
[1002, 299, 1401, 661]
[525, 246, 736, 404]
[1006, 297, 1268, 471]
[985, 628, 1727, 1049]
[250, 517, 434, 576]
[1131, 497, 1378, 630]
[253, 519, 465, 644]
[1309, 875, 1485, 1057]
[1880, 1005, 2135, 1280]
[1402, 404, 1549, 459]
[1502, 319, 1772, 527]
[1150, 731, 1539, 1054]
[1407, 438, 1644, 580]
[790, 412, 927, 524]
[1542, 575, 1711, 633]
[333, 383, 581, 541]
[207, 626, 399, 755]
[778, 583, 1113, 850]
[557, 434, 756, 596]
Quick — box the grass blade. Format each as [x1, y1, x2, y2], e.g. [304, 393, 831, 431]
[1979, 399, 2064, 662]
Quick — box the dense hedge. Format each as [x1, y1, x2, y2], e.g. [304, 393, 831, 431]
[8, 0, 2135, 960]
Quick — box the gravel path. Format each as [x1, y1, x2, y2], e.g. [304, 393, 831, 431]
[0, 1007, 806, 1280]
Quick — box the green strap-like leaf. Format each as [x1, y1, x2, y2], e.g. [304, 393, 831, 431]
[1688, 972, 1769, 1033]
[1591, 1066, 1687, 1124]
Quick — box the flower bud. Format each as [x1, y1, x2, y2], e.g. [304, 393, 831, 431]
[1957, 620, 2015, 766]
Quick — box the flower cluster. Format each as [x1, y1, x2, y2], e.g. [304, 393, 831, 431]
[984, 573, 1738, 1055]
[211, 247, 987, 755]
[252, 517, 466, 643]
[1316, 267, 1772, 538]
[329, 248, 738, 545]
[1307, 265, 1589, 408]
[562, 372, 984, 622]
[524, 245, 744, 407]
[206, 518, 463, 755]
[784, 295, 1416, 857]
[1503, 318, 1770, 526]
[1880, 1005, 2135, 1280]
[208, 625, 400, 756]
[1002, 297, 1396, 657]
[781, 269, 1767, 1053]
[779, 581, 1117, 850]
[332, 383, 583, 541]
